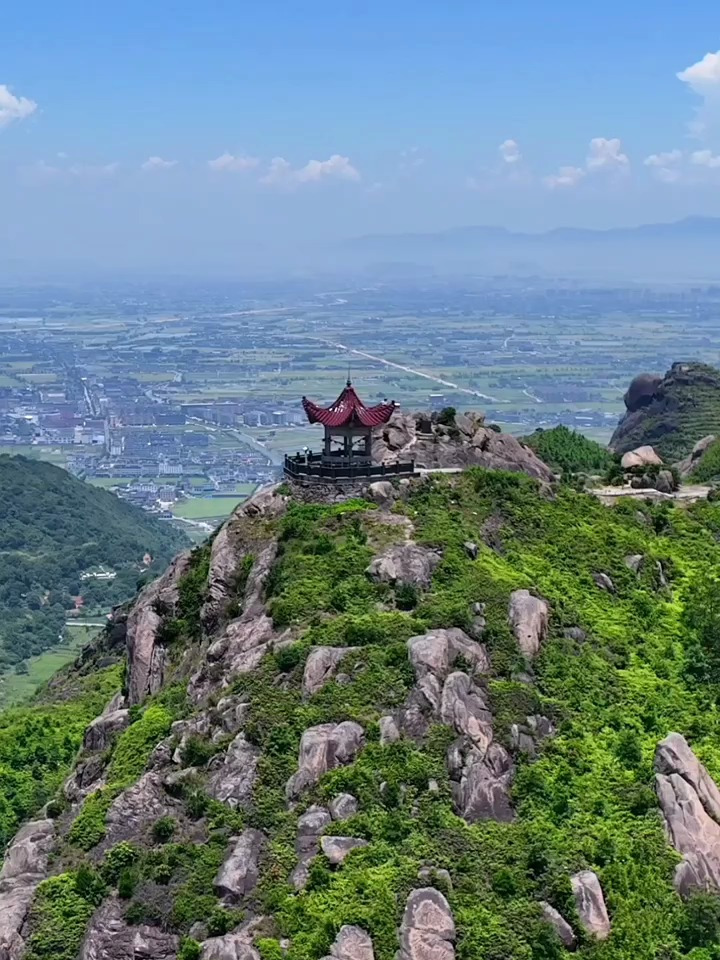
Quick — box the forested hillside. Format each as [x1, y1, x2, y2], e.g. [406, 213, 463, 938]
[4, 472, 720, 960]
[522, 425, 615, 476]
[0, 456, 187, 667]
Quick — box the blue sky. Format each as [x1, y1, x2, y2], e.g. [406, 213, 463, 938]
[3, 1, 720, 273]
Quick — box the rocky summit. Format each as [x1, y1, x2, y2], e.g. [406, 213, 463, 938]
[5, 464, 720, 960]
[609, 361, 720, 461]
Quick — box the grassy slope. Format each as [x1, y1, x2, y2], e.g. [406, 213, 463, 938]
[24, 473, 720, 960]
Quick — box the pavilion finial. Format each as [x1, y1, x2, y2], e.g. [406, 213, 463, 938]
[346, 362, 352, 387]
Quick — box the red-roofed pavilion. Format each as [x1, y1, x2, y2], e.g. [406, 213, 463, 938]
[284, 379, 414, 483]
[301, 379, 396, 464]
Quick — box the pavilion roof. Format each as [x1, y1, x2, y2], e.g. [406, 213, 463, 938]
[302, 380, 397, 428]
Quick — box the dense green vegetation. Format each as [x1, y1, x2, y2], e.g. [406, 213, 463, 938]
[0, 657, 122, 849]
[16, 469, 720, 960]
[0, 455, 186, 667]
[523, 425, 615, 476]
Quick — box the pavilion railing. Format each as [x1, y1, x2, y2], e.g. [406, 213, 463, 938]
[284, 452, 415, 482]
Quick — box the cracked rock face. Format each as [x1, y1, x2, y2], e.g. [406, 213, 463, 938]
[0, 819, 55, 960]
[655, 732, 720, 895]
[207, 733, 260, 810]
[104, 773, 181, 849]
[570, 870, 611, 940]
[80, 897, 178, 960]
[125, 551, 192, 706]
[214, 829, 266, 901]
[303, 646, 353, 697]
[286, 722, 364, 798]
[398, 887, 456, 960]
[508, 590, 549, 661]
[83, 708, 130, 753]
[366, 542, 441, 591]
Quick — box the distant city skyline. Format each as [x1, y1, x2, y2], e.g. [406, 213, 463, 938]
[4, 2, 720, 273]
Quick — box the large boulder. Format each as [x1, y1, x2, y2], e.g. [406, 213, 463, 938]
[326, 925, 375, 960]
[440, 672, 493, 753]
[0, 819, 55, 960]
[508, 590, 550, 660]
[620, 446, 663, 470]
[450, 740, 515, 823]
[570, 870, 611, 940]
[540, 902, 576, 949]
[207, 733, 260, 810]
[303, 647, 352, 697]
[366, 543, 441, 591]
[286, 722, 364, 798]
[125, 551, 191, 706]
[398, 887, 456, 960]
[623, 373, 662, 413]
[80, 897, 178, 960]
[655, 732, 720, 895]
[214, 829, 266, 901]
[407, 628, 490, 682]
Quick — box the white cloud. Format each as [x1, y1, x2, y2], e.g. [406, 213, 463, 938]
[677, 51, 720, 136]
[498, 139, 521, 164]
[644, 150, 684, 182]
[691, 148, 720, 168]
[586, 137, 629, 173]
[543, 165, 585, 189]
[0, 84, 37, 128]
[543, 136, 629, 189]
[141, 156, 178, 171]
[677, 51, 720, 95]
[207, 152, 259, 172]
[260, 154, 360, 187]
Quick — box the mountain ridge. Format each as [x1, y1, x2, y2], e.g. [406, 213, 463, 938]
[2, 454, 720, 958]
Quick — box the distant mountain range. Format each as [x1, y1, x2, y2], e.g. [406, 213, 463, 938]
[347, 216, 720, 280]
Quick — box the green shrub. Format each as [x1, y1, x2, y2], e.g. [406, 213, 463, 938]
[106, 705, 172, 788]
[67, 789, 112, 850]
[181, 735, 218, 768]
[102, 841, 139, 883]
[152, 815, 177, 843]
[178, 940, 202, 960]
[25, 873, 99, 960]
[117, 868, 137, 899]
[207, 905, 244, 937]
